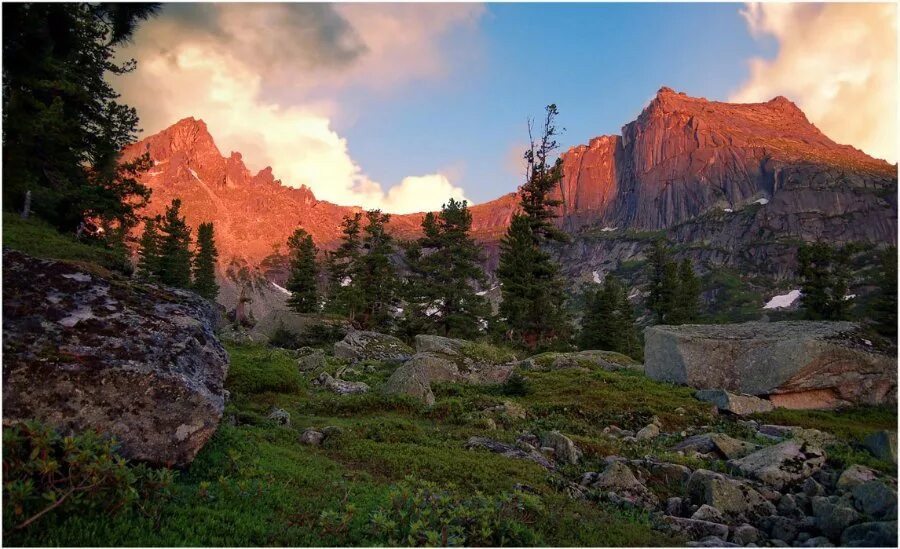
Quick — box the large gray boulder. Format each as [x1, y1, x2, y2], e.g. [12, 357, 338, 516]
[644, 321, 896, 409]
[727, 440, 826, 489]
[2, 250, 228, 467]
[333, 330, 413, 362]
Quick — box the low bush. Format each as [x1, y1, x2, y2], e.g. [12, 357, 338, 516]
[369, 477, 544, 546]
[2, 421, 175, 532]
[225, 343, 302, 395]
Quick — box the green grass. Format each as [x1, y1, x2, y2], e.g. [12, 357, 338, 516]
[7, 340, 896, 547]
[459, 341, 519, 364]
[2, 214, 130, 273]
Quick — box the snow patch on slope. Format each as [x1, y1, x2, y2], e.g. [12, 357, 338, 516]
[763, 289, 801, 309]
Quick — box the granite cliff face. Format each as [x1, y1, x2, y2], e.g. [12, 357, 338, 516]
[122, 88, 897, 314]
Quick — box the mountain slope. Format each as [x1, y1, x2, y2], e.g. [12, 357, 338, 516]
[122, 88, 897, 316]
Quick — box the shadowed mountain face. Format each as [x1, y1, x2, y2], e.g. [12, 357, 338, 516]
[122, 87, 897, 304]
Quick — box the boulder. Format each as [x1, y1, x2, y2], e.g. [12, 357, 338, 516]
[662, 516, 730, 541]
[837, 465, 879, 492]
[686, 469, 774, 520]
[268, 407, 291, 426]
[840, 521, 898, 547]
[414, 334, 466, 355]
[541, 431, 582, 465]
[591, 461, 659, 510]
[333, 331, 413, 363]
[691, 504, 725, 523]
[644, 321, 896, 409]
[674, 433, 759, 460]
[727, 441, 826, 490]
[299, 428, 325, 446]
[464, 436, 554, 469]
[297, 349, 326, 372]
[381, 352, 460, 405]
[811, 496, 862, 539]
[694, 389, 774, 416]
[636, 423, 661, 441]
[314, 372, 370, 396]
[731, 524, 760, 545]
[2, 250, 228, 467]
[863, 430, 898, 464]
[851, 480, 898, 520]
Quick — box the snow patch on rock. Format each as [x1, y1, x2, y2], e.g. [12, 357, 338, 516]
[763, 289, 801, 309]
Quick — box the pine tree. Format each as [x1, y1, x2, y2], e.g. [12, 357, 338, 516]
[192, 222, 219, 300]
[579, 275, 641, 358]
[646, 239, 678, 324]
[3, 3, 159, 232]
[136, 217, 162, 281]
[326, 213, 365, 320]
[496, 105, 572, 350]
[356, 210, 399, 330]
[285, 228, 319, 313]
[671, 258, 701, 324]
[872, 246, 897, 338]
[157, 199, 192, 289]
[797, 242, 851, 320]
[404, 199, 489, 338]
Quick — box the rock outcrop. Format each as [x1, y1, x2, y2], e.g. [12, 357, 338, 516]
[644, 321, 897, 409]
[333, 330, 413, 363]
[2, 250, 229, 467]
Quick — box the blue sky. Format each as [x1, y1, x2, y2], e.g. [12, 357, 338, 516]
[119, 3, 893, 212]
[335, 3, 776, 204]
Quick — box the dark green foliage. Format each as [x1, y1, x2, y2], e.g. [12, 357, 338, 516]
[156, 199, 193, 289]
[403, 199, 489, 338]
[646, 240, 701, 325]
[2, 3, 158, 232]
[326, 213, 365, 320]
[355, 210, 400, 331]
[136, 217, 161, 281]
[497, 105, 572, 350]
[670, 258, 701, 324]
[369, 478, 543, 546]
[286, 228, 319, 313]
[579, 275, 641, 359]
[224, 343, 302, 395]
[797, 242, 851, 320]
[267, 325, 302, 350]
[192, 222, 219, 300]
[499, 371, 532, 397]
[2, 421, 174, 532]
[871, 247, 897, 338]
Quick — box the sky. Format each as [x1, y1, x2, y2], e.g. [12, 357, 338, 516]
[114, 2, 898, 213]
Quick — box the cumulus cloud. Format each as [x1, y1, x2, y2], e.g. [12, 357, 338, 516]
[731, 3, 897, 163]
[113, 3, 482, 212]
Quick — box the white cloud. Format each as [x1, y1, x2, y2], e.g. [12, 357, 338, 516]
[113, 4, 481, 211]
[731, 3, 897, 163]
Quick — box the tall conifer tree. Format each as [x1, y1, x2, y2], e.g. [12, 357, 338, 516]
[326, 213, 365, 320]
[404, 199, 489, 338]
[136, 216, 162, 281]
[286, 228, 319, 313]
[497, 105, 571, 350]
[192, 222, 219, 300]
[356, 210, 398, 330]
[157, 198, 192, 288]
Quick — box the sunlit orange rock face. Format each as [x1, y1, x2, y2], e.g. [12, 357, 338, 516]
[122, 87, 896, 267]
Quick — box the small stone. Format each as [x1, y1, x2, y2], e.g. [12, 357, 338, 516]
[694, 389, 774, 416]
[727, 441, 826, 490]
[268, 407, 290, 426]
[731, 523, 759, 545]
[675, 407, 687, 415]
[297, 349, 326, 371]
[691, 504, 725, 523]
[667, 496, 684, 517]
[299, 428, 325, 446]
[802, 477, 826, 497]
[836, 465, 878, 492]
[800, 536, 834, 547]
[759, 515, 798, 543]
[636, 424, 660, 441]
[662, 516, 729, 541]
[541, 431, 583, 465]
[777, 493, 799, 517]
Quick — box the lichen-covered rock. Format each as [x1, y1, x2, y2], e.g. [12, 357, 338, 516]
[850, 481, 898, 520]
[591, 461, 659, 510]
[299, 428, 325, 446]
[333, 330, 412, 362]
[381, 352, 460, 405]
[694, 389, 774, 416]
[636, 423, 661, 441]
[674, 433, 759, 460]
[314, 372, 370, 395]
[837, 465, 879, 492]
[863, 430, 898, 464]
[268, 407, 291, 426]
[297, 348, 326, 372]
[686, 469, 774, 520]
[811, 496, 862, 539]
[414, 334, 467, 355]
[840, 521, 898, 547]
[464, 436, 554, 469]
[645, 321, 896, 409]
[2, 250, 228, 467]
[728, 441, 826, 490]
[541, 431, 582, 465]
[662, 516, 730, 541]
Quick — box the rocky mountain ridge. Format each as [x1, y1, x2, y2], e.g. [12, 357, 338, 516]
[121, 88, 897, 315]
